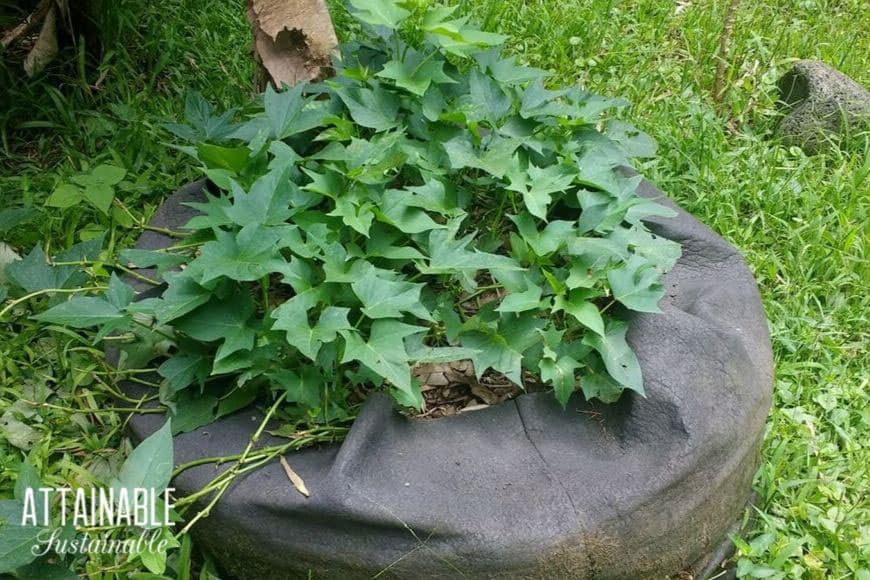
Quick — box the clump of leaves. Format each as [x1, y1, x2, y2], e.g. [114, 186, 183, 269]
[31, 0, 680, 430]
[45, 165, 128, 217]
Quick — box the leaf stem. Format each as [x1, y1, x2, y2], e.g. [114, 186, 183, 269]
[259, 275, 270, 315]
[51, 259, 161, 286]
[410, 49, 439, 77]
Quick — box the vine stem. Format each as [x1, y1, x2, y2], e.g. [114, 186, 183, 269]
[175, 391, 288, 536]
[113, 199, 188, 238]
[90, 374, 159, 404]
[51, 259, 161, 286]
[19, 399, 165, 414]
[0, 286, 107, 319]
[141, 224, 188, 238]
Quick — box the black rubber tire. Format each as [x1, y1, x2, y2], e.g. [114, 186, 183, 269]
[112, 178, 773, 579]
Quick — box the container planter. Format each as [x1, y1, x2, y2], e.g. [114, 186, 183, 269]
[109, 175, 773, 579]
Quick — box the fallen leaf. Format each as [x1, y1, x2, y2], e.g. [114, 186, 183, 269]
[279, 456, 310, 497]
[0, 411, 39, 450]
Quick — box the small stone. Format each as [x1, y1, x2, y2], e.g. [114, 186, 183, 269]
[776, 60, 870, 153]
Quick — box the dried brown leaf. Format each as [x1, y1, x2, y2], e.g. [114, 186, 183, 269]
[279, 455, 310, 497]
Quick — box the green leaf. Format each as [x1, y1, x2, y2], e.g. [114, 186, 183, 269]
[365, 224, 427, 260]
[580, 372, 623, 403]
[553, 291, 605, 336]
[0, 414, 38, 450]
[566, 236, 627, 268]
[194, 225, 291, 284]
[32, 296, 124, 328]
[460, 313, 544, 384]
[158, 354, 210, 394]
[151, 271, 213, 323]
[88, 164, 127, 186]
[0, 208, 36, 234]
[225, 167, 297, 227]
[45, 183, 83, 208]
[405, 333, 479, 363]
[0, 500, 43, 574]
[351, 268, 431, 320]
[509, 214, 575, 256]
[379, 189, 444, 234]
[496, 286, 542, 313]
[347, 0, 410, 28]
[608, 225, 681, 271]
[264, 83, 326, 139]
[6, 245, 77, 292]
[607, 254, 666, 313]
[443, 135, 520, 178]
[390, 380, 424, 410]
[377, 51, 455, 96]
[465, 69, 512, 123]
[605, 120, 657, 158]
[583, 320, 643, 394]
[423, 6, 506, 57]
[270, 368, 322, 408]
[475, 50, 548, 84]
[506, 163, 575, 220]
[331, 83, 400, 132]
[112, 419, 173, 494]
[82, 183, 116, 214]
[421, 229, 520, 274]
[106, 273, 135, 309]
[460, 331, 522, 385]
[272, 293, 351, 361]
[12, 555, 77, 580]
[540, 355, 580, 407]
[329, 197, 375, 236]
[340, 321, 424, 405]
[13, 461, 41, 501]
[174, 292, 256, 366]
[196, 143, 250, 173]
[120, 249, 187, 276]
[164, 91, 238, 142]
[170, 391, 218, 434]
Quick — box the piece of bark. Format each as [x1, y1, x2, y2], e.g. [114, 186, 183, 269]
[23, 4, 58, 77]
[248, 0, 338, 89]
[1, 0, 53, 49]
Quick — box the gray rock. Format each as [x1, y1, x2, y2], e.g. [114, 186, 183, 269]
[776, 60, 870, 153]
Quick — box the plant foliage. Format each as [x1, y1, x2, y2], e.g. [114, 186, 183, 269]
[29, 0, 680, 430]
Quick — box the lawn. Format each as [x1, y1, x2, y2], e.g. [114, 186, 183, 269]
[1, 0, 867, 578]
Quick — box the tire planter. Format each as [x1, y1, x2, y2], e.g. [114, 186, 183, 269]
[111, 177, 773, 579]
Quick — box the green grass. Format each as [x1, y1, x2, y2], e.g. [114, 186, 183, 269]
[1, 0, 867, 577]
